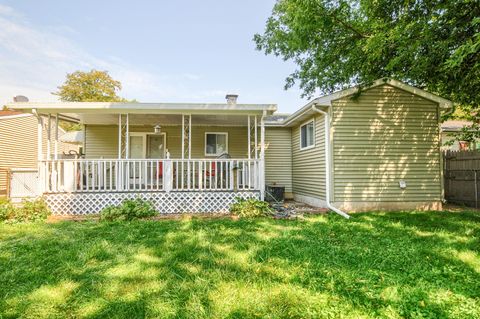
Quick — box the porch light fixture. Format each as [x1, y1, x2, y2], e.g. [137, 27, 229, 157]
[154, 124, 162, 135]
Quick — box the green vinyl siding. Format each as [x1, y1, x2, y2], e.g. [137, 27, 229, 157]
[331, 84, 441, 202]
[265, 127, 292, 193]
[84, 125, 118, 159]
[84, 125, 249, 159]
[292, 115, 326, 200]
[190, 126, 248, 158]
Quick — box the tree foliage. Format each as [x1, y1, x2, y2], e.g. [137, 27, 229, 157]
[53, 69, 126, 131]
[53, 69, 125, 102]
[445, 125, 480, 149]
[254, 0, 480, 111]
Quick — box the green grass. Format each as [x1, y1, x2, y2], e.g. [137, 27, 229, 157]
[0, 211, 479, 319]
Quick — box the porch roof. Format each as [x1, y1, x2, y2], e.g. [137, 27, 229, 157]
[7, 102, 277, 124]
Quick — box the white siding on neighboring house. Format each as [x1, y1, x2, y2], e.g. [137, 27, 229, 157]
[0, 114, 77, 195]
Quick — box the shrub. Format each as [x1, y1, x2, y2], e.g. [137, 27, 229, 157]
[99, 198, 157, 221]
[11, 198, 51, 222]
[230, 197, 273, 218]
[1, 198, 50, 223]
[0, 197, 14, 221]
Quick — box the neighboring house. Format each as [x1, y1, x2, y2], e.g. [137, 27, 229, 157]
[59, 130, 85, 154]
[7, 78, 452, 215]
[441, 120, 479, 150]
[0, 110, 78, 197]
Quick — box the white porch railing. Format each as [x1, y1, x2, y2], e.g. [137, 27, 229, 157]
[39, 159, 262, 193]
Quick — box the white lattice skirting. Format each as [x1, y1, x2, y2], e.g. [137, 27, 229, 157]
[44, 191, 259, 215]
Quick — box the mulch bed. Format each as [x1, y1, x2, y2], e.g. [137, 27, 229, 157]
[47, 200, 328, 222]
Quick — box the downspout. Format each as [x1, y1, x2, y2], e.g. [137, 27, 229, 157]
[311, 105, 351, 219]
[32, 109, 45, 194]
[32, 109, 42, 162]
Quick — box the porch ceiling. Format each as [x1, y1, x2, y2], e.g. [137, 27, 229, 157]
[71, 113, 257, 126]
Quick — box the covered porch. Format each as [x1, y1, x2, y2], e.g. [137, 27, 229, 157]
[17, 100, 276, 214]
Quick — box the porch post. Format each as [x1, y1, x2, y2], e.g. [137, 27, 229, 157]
[36, 111, 45, 194]
[117, 114, 122, 190]
[47, 114, 51, 160]
[182, 114, 192, 188]
[47, 114, 58, 191]
[255, 116, 258, 159]
[57, 113, 73, 192]
[259, 111, 266, 200]
[118, 114, 122, 159]
[248, 115, 251, 159]
[125, 113, 129, 159]
[181, 115, 184, 159]
[54, 114, 59, 160]
[189, 114, 191, 159]
[182, 114, 191, 159]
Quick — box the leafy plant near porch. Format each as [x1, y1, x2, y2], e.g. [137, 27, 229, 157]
[230, 197, 273, 218]
[0, 198, 11, 222]
[99, 198, 157, 221]
[0, 198, 50, 223]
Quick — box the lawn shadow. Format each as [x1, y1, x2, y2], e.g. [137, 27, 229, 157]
[0, 218, 286, 318]
[251, 211, 480, 318]
[0, 212, 479, 318]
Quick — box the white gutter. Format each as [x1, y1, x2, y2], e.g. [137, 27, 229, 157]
[312, 105, 351, 219]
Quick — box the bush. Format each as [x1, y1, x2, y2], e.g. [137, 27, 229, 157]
[13, 198, 51, 222]
[230, 197, 273, 218]
[99, 198, 157, 221]
[0, 197, 13, 221]
[0, 198, 50, 223]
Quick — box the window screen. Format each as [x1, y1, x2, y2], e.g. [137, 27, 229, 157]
[300, 121, 314, 149]
[205, 133, 228, 155]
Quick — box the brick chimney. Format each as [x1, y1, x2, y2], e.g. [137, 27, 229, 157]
[225, 94, 238, 105]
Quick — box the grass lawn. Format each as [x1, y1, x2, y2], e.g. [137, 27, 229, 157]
[0, 211, 479, 319]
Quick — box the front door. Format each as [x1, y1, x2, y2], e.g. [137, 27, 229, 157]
[129, 133, 166, 159]
[129, 135, 144, 159]
[147, 134, 165, 159]
[129, 133, 166, 187]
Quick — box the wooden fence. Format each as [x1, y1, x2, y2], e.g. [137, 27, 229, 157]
[443, 150, 480, 208]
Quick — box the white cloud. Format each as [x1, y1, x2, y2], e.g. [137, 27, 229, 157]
[0, 4, 214, 105]
[0, 4, 20, 18]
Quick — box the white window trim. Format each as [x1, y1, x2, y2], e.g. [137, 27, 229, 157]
[129, 132, 166, 158]
[205, 132, 228, 157]
[299, 119, 315, 151]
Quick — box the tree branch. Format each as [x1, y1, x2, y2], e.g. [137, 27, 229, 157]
[329, 14, 368, 39]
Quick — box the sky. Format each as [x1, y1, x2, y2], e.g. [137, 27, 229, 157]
[0, 0, 310, 113]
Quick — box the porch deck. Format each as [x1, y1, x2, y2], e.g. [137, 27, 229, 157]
[42, 158, 261, 193]
[40, 158, 262, 215]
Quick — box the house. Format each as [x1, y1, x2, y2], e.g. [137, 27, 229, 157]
[0, 110, 78, 198]
[441, 120, 479, 150]
[6, 78, 452, 215]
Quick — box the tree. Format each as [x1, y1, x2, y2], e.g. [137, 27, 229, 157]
[53, 69, 126, 131]
[254, 0, 480, 110]
[53, 69, 125, 102]
[445, 125, 480, 150]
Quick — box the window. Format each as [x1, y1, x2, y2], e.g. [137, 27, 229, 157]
[205, 132, 228, 156]
[300, 120, 315, 149]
